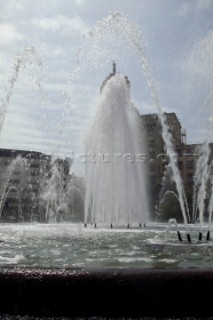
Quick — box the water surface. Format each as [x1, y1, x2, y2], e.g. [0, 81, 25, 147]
[0, 223, 212, 269]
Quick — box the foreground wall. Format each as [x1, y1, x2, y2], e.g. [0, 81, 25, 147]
[0, 268, 212, 318]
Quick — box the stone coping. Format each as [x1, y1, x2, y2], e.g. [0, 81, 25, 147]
[0, 267, 212, 318]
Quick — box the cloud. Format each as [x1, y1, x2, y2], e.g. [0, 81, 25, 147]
[178, 0, 213, 16]
[196, 0, 213, 11]
[0, 105, 62, 155]
[73, 0, 86, 6]
[178, 3, 191, 16]
[0, 24, 24, 46]
[7, 0, 24, 13]
[0, 0, 24, 20]
[132, 98, 156, 115]
[31, 15, 89, 36]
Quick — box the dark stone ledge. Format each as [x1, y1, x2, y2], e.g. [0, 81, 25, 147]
[0, 267, 212, 318]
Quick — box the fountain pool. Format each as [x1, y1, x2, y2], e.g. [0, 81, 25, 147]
[0, 222, 213, 269]
[0, 11, 213, 319]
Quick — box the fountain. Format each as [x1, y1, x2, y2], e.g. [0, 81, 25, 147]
[0, 10, 213, 319]
[0, 46, 43, 134]
[84, 65, 149, 228]
[0, 155, 31, 222]
[0, 11, 212, 273]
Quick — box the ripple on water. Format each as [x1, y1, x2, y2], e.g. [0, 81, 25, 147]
[118, 257, 153, 263]
[0, 223, 213, 268]
[0, 254, 25, 265]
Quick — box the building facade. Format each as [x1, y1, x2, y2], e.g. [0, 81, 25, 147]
[0, 148, 72, 222]
[142, 113, 213, 221]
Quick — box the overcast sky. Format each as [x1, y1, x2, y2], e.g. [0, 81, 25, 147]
[0, 0, 213, 162]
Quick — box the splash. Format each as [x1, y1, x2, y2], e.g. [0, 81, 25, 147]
[84, 73, 148, 227]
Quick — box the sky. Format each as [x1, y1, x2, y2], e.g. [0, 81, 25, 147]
[0, 0, 213, 163]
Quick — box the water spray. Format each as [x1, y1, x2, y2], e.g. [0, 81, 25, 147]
[167, 218, 185, 243]
[0, 46, 42, 135]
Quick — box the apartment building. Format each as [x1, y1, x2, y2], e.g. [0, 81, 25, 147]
[142, 113, 213, 219]
[0, 148, 71, 222]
